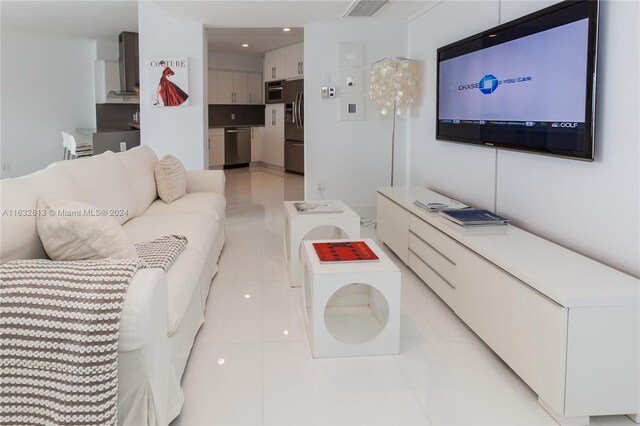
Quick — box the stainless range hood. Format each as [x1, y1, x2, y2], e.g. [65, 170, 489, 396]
[118, 32, 139, 95]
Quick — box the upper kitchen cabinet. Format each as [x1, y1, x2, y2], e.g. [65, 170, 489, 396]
[247, 73, 262, 104]
[284, 43, 304, 79]
[233, 72, 249, 104]
[208, 70, 219, 104]
[264, 47, 286, 82]
[217, 71, 234, 104]
[211, 70, 261, 105]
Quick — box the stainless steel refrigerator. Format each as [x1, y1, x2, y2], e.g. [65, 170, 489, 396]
[284, 79, 304, 174]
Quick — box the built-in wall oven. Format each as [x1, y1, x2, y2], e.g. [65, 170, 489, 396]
[265, 80, 284, 104]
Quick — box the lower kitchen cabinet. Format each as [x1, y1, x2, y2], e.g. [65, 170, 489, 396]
[251, 127, 264, 163]
[208, 128, 224, 168]
[263, 104, 284, 168]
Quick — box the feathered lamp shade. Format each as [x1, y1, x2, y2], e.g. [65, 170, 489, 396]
[370, 57, 419, 185]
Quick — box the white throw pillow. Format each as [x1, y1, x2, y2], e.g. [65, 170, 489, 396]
[155, 154, 187, 203]
[36, 196, 138, 261]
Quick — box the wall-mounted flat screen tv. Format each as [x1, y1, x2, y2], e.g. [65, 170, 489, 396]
[436, 0, 599, 161]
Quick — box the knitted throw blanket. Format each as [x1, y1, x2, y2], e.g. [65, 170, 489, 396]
[0, 235, 188, 425]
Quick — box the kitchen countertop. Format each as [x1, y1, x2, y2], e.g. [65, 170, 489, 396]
[209, 124, 264, 129]
[77, 128, 140, 134]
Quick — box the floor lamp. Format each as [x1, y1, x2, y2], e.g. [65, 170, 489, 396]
[370, 57, 419, 186]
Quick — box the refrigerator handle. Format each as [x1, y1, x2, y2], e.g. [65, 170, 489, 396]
[296, 92, 302, 129]
[294, 92, 300, 129]
[272, 109, 276, 126]
[299, 92, 304, 128]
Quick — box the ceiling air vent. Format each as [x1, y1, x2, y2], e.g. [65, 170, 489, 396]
[343, 0, 389, 17]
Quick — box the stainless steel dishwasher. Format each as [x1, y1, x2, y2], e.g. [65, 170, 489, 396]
[224, 127, 251, 167]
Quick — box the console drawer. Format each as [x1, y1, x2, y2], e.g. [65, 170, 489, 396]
[408, 249, 457, 308]
[409, 214, 462, 264]
[456, 250, 568, 415]
[409, 231, 457, 285]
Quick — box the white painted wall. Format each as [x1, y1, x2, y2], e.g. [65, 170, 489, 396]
[0, 30, 96, 178]
[138, 1, 207, 170]
[208, 51, 263, 73]
[304, 21, 408, 208]
[96, 36, 119, 60]
[406, 0, 640, 277]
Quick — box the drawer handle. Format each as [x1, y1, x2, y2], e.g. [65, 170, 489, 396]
[409, 230, 456, 266]
[409, 248, 456, 289]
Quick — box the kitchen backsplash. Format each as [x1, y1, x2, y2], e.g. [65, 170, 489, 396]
[96, 104, 139, 130]
[209, 104, 265, 127]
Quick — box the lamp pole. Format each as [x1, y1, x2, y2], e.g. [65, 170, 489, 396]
[391, 100, 396, 187]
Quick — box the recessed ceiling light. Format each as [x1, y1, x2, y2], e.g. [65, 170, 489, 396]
[242, 43, 249, 47]
[488, 34, 497, 38]
[283, 28, 291, 32]
[244, 294, 251, 299]
[217, 358, 225, 365]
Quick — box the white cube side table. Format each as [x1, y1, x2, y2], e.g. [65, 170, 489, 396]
[283, 201, 360, 288]
[301, 239, 401, 358]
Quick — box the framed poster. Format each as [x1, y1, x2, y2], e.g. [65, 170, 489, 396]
[339, 67, 364, 94]
[149, 57, 189, 107]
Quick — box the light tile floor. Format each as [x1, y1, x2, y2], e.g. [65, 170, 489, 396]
[172, 166, 635, 426]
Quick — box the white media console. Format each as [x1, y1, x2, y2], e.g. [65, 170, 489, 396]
[376, 186, 639, 426]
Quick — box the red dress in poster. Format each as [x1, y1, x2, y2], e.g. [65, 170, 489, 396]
[156, 62, 189, 106]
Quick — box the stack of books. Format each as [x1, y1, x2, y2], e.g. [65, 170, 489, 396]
[74, 143, 93, 158]
[294, 202, 343, 215]
[312, 241, 379, 263]
[439, 209, 509, 227]
[414, 198, 468, 212]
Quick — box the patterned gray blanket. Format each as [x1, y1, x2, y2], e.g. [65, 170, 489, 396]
[0, 235, 187, 425]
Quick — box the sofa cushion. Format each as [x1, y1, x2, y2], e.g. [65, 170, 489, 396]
[48, 151, 137, 225]
[36, 196, 137, 261]
[123, 213, 219, 263]
[114, 145, 159, 217]
[155, 155, 187, 203]
[143, 192, 226, 221]
[0, 166, 83, 263]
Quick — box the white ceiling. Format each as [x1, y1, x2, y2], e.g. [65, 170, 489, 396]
[159, 1, 431, 27]
[207, 27, 304, 56]
[1, 1, 432, 44]
[0, 1, 138, 39]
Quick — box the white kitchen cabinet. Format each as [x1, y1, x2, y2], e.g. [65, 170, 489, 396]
[207, 70, 218, 104]
[263, 104, 284, 167]
[247, 73, 262, 104]
[208, 128, 225, 168]
[213, 70, 260, 104]
[285, 42, 304, 79]
[217, 71, 234, 104]
[233, 72, 248, 104]
[251, 127, 264, 163]
[264, 47, 285, 82]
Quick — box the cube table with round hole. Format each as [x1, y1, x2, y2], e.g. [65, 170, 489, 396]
[284, 200, 360, 288]
[301, 238, 401, 358]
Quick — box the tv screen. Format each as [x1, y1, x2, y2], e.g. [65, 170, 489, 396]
[436, 0, 599, 160]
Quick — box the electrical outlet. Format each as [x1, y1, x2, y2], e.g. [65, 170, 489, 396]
[316, 181, 324, 192]
[119, 142, 127, 152]
[231, 113, 236, 120]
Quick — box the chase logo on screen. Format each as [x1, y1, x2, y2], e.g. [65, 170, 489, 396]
[458, 74, 533, 94]
[479, 75, 499, 94]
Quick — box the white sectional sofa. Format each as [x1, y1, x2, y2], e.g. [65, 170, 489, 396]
[0, 145, 226, 425]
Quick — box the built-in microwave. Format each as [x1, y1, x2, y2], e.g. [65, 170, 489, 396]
[265, 80, 284, 104]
